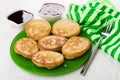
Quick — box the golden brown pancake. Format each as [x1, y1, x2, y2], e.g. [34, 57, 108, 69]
[25, 19, 51, 41]
[32, 51, 64, 69]
[38, 35, 67, 51]
[14, 38, 39, 59]
[62, 36, 91, 59]
[52, 19, 80, 37]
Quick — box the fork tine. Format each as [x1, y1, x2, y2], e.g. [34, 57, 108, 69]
[103, 20, 113, 33]
[103, 20, 109, 32]
[107, 23, 112, 33]
[107, 19, 115, 33]
[105, 25, 109, 32]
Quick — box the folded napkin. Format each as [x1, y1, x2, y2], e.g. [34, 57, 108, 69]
[67, 0, 120, 62]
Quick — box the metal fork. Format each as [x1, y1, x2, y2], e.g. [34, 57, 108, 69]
[80, 20, 113, 76]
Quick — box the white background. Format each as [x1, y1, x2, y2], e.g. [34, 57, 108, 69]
[0, 0, 120, 80]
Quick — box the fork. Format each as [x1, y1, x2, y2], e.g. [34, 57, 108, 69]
[80, 20, 113, 76]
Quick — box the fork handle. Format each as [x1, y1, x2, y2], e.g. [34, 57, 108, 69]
[80, 37, 103, 76]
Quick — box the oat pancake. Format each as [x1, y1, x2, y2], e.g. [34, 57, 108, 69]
[52, 19, 80, 37]
[62, 36, 91, 59]
[38, 35, 67, 51]
[25, 19, 51, 40]
[32, 51, 64, 69]
[14, 38, 39, 59]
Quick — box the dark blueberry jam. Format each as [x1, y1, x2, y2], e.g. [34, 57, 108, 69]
[7, 10, 33, 24]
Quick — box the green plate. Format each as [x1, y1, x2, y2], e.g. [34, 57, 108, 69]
[10, 30, 91, 76]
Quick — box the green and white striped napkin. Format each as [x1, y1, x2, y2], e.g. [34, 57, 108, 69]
[67, 0, 120, 62]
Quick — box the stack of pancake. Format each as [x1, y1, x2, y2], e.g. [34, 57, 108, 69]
[14, 19, 91, 69]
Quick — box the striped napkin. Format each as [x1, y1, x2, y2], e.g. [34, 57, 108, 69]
[67, 0, 120, 62]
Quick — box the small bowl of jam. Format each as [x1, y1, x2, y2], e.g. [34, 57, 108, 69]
[7, 10, 33, 28]
[39, 3, 65, 22]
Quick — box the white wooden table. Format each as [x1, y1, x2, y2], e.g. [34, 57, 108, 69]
[0, 0, 120, 80]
